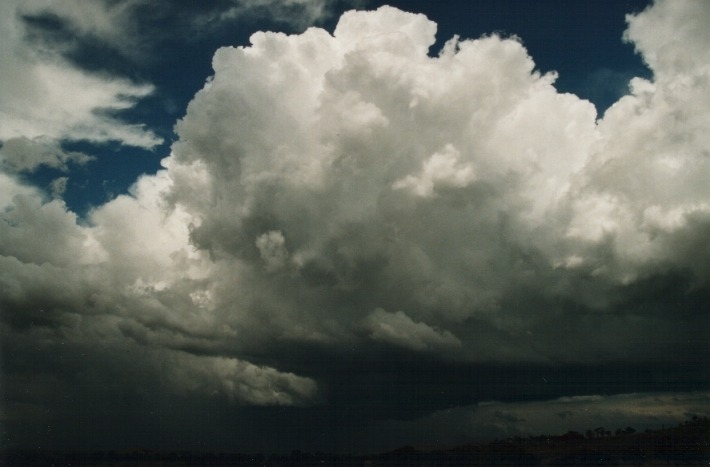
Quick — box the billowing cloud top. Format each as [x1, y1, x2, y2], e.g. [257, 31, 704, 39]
[1, 0, 709, 451]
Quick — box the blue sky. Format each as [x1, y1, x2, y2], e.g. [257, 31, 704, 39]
[2, 0, 709, 455]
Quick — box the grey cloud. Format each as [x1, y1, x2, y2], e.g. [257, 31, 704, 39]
[0, 137, 93, 173]
[0, 165, 319, 411]
[364, 308, 461, 351]
[49, 177, 69, 198]
[256, 230, 290, 272]
[214, 0, 344, 29]
[0, 193, 87, 268]
[163, 352, 319, 406]
[308, 388, 710, 452]
[403, 391, 710, 443]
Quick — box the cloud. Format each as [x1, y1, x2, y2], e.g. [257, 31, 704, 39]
[256, 230, 290, 271]
[378, 391, 710, 446]
[0, 167, 319, 408]
[392, 144, 477, 197]
[164, 352, 319, 405]
[49, 177, 69, 199]
[18, 0, 145, 51]
[466, 391, 710, 438]
[2, 0, 710, 450]
[0, 184, 87, 268]
[364, 308, 461, 351]
[0, 137, 93, 173]
[0, 0, 161, 148]
[561, 0, 710, 284]
[167, 3, 687, 367]
[18, 0, 353, 61]
[216, 0, 341, 28]
[623, 0, 710, 76]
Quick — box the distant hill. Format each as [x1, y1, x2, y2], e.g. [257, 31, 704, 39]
[2, 416, 709, 466]
[377, 416, 710, 466]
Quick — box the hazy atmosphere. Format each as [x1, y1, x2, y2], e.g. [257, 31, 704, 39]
[1, 0, 709, 455]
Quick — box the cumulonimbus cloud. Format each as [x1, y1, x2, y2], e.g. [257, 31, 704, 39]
[1, 1, 709, 414]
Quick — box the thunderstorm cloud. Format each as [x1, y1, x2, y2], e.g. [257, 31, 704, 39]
[1, 0, 709, 452]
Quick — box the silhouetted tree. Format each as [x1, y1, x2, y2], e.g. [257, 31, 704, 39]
[560, 431, 585, 442]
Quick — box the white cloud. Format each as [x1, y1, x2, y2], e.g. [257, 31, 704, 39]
[334, 5, 436, 56]
[393, 144, 476, 197]
[560, 0, 710, 282]
[168, 5, 599, 356]
[163, 1, 710, 362]
[623, 0, 710, 77]
[0, 0, 161, 147]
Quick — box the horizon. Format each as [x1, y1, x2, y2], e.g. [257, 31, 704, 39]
[2, 415, 708, 462]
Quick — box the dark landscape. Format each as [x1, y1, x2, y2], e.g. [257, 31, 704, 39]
[3, 416, 708, 466]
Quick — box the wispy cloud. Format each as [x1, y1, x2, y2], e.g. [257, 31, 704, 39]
[0, 1, 161, 147]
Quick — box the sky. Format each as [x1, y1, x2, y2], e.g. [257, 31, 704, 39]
[1, 0, 709, 455]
